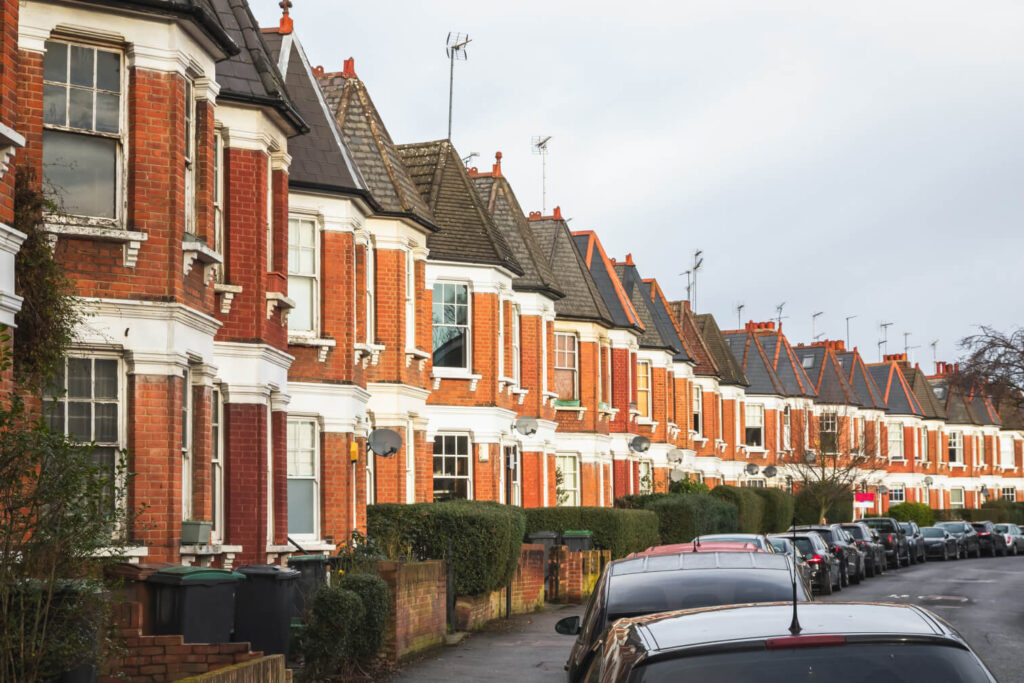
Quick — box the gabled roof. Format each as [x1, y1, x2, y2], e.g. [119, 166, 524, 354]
[723, 328, 788, 397]
[263, 32, 365, 195]
[928, 376, 978, 425]
[397, 141, 522, 275]
[899, 364, 947, 420]
[868, 361, 925, 417]
[571, 233, 642, 331]
[643, 280, 696, 364]
[836, 350, 888, 411]
[755, 329, 817, 398]
[966, 388, 1001, 427]
[793, 343, 858, 405]
[670, 302, 720, 378]
[694, 314, 748, 386]
[614, 261, 677, 352]
[214, 0, 305, 134]
[528, 210, 614, 326]
[470, 157, 562, 299]
[318, 62, 437, 231]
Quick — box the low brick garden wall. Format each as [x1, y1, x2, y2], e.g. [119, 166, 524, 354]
[551, 547, 611, 604]
[453, 543, 547, 631]
[376, 559, 447, 660]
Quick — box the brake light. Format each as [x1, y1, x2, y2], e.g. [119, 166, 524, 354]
[806, 555, 823, 564]
[766, 635, 846, 650]
[887, 534, 894, 544]
[978, 532, 990, 536]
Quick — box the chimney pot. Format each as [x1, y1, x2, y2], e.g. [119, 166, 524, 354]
[342, 57, 357, 79]
[553, 206, 562, 220]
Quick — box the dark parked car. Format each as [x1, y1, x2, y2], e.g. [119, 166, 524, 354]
[789, 524, 863, 585]
[766, 536, 814, 594]
[863, 516, 911, 567]
[936, 520, 982, 558]
[841, 522, 886, 577]
[921, 526, 959, 560]
[994, 523, 1024, 556]
[900, 521, 928, 564]
[972, 521, 1009, 557]
[581, 602, 998, 682]
[555, 551, 810, 683]
[770, 532, 840, 595]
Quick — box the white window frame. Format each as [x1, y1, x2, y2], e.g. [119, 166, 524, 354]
[212, 128, 225, 280]
[745, 479, 766, 488]
[888, 485, 906, 504]
[637, 360, 652, 419]
[888, 422, 905, 461]
[287, 215, 319, 336]
[920, 428, 929, 463]
[638, 460, 654, 494]
[820, 412, 838, 454]
[1001, 487, 1016, 501]
[556, 453, 580, 506]
[977, 435, 986, 466]
[365, 240, 376, 344]
[512, 305, 522, 387]
[505, 444, 522, 506]
[745, 404, 765, 449]
[183, 78, 197, 238]
[1000, 435, 1015, 469]
[405, 250, 416, 350]
[950, 487, 965, 509]
[716, 394, 723, 440]
[432, 281, 471, 371]
[949, 431, 963, 464]
[857, 418, 866, 454]
[181, 367, 193, 521]
[497, 298, 505, 379]
[286, 417, 320, 541]
[554, 332, 579, 401]
[691, 385, 702, 436]
[432, 433, 473, 501]
[210, 387, 224, 543]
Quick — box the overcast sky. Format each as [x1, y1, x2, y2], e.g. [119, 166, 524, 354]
[253, 1, 1024, 368]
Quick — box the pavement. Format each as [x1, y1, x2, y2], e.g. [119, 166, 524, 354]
[391, 553, 1024, 682]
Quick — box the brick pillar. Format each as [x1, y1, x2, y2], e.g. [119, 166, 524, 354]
[271, 405, 288, 546]
[224, 402, 268, 565]
[612, 459, 628, 499]
[522, 450, 544, 508]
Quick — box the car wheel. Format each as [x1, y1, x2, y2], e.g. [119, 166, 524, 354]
[942, 547, 948, 561]
[973, 544, 981, 559]
[851, 563, 862, 585]
[840, 565, 849, 587]
[1013, 544, 1020, 557]
[821, 576, 833, 596]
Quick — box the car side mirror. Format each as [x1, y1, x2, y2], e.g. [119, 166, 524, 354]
[556, 615, 582, 636]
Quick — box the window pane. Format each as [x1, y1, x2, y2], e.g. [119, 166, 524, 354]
[96, 50, 120, 92]
[433, 328, 466, 367]
[94, 403, 118, 442]
[43, 42, 68, 82]
[44, 401, 64, 433]
[68, 401, 91, 441]
[95, 93, 119, 134]
[42, 130, 117, 218]
[68, 357, 92, 398]
[43, 84, 66, 126]
[455, 304, 468, 326]
[69, 46, 94, 87]
[94, 359, 118, 398]
[287, 479, 315, 535]
[455, 285, 467, 305]
[288, 276, 313, 332]
[68, 88, 93, 129]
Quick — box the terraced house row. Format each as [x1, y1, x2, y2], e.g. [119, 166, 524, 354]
[0, 0, 1021, 568]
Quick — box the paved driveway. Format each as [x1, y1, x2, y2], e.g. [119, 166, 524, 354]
[389, 604, 582, 682]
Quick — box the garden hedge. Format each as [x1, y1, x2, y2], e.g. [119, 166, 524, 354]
[749, 487, 795, 533]
[523, 507, 659, 558]
[934, 507, 1010, 523]
[296, 586, 365, 682]
[367, 500, 526, 596]
[982, 499, 1024, 524]
[709, 485, 765, 533]
[886, 502, 935, 527]
[334, 573, 389, 661]
[644, 493, 738, 544]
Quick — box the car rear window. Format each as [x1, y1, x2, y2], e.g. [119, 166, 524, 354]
[791, 538, 815, 556]
[864, 519, 896, 532]
[938, 522, 969, 533]
[971, 524, 988, 532]
[843, 526, 867, 540]
[633, 643, 993, 682]
[922, 528, 945, 538]
[605, 570, 807, 623]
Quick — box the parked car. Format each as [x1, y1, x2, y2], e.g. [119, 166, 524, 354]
[554, 551, 810, 683]
[789, 524, 863, 585]
[580, 602, 998, 682]
[921, 526, 959, 560]
[936, 520, 982, 558]
[994, 523, 1024, 556]
[900, 521, 928, 564]
[840, 522, 886, 577]
[769, 533, 838, 595]
[863, 516, 912, 567]
[972, 521, 1009, 557]
[692, 533, 775, 552]
[765, 536, 814, 592]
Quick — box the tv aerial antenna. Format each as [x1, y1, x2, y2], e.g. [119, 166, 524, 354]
[531, 135, 552, 212]
[445, 32, 471, 141]
[691, 250, 704, 312]
[845, 314, 857, 349]
[774, 301, 788, 328]
[879, 321, 893, 359]
[930, 339, 939, 363]
[680, 270, 692, 301]
[461, 151, 479, 166]
[811, 311, 824, 341]
[736, 303, 745, 329]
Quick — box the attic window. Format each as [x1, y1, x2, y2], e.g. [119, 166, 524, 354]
[933, 386, 946, 399]
[801, 355, 814, 368]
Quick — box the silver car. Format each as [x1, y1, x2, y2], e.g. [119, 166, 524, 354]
[993, 523, 1024, 556]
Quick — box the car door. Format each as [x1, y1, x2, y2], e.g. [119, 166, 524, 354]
[568, 573, 607, 682]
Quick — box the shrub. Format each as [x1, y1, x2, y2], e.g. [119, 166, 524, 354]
[367, 500, 525, 596]
[296, 586, 364, 681]
[614, 493, 672, 510]
[334, 574, 389, 662]
[887, 502, 935, 527]
[645, 494, 738, 544]
[668, 479, 710, 495]
[749, 487, 795, 533]
[709, 485, 765, 533]
[982, 499, 1024, 525]
[523, 507, 660, 558]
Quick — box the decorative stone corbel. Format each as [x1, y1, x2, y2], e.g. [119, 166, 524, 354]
[266, 291, 296, 320]
[214, 283, 242, 315]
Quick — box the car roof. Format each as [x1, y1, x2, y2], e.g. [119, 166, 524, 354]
[630, 602, 955, 653]
[631, 542, 763, 557]
[611, 551, 791, 576]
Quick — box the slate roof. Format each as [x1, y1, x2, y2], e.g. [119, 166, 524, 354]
[967, 389, 1001, 427]
[572, 233, 643, 331]
[928, 377, 978, 425]
[263, 32, 365, 195]
[471, 164, 562, 299]
[723, 330, 788, 396]
[836, 350, 888, 411]
[318, 65, 437, 231]
[81, 1, 238, 56]
[643, 280, 696, 364]
[757, 331, 817, 398]
[793, 345, 858, 405]
[670, 302, 720, 378]
[695, 314, 748, 386]
[868, 362, 925, 417]
[614, 263, 676, 352]
[899, 364, 947, 420]
[214, 0, 305, 133]
[397, 141, 522, 274]
[528, 214, 614, 325]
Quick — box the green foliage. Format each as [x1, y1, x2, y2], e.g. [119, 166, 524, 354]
[296, 586, 365, 682]
[367, 500, 525, 595]
[981, 499, 1024, 525]
[668, 478, 710, 495]
[522, 507, 660, 559]
[12, 167, 81, 388]
[794, 483, 853, 525]
[334, 573, 389, 662]
[645, 494, 739, 544]
[709, 485, 765, 533]
[749, 487, 795, 533]
[614, 493, 671, 510]
[887, 502, 935, 527]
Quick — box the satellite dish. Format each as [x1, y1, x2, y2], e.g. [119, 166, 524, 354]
[803, 451, 817, 465]
[667, 449, 685, 464]
[923, 476, 934, 486]
[514, 416, 538, 437]
[629, 436, 651, 453]
[763, 465, 777, 479]
[367, 428, 402, 457]
[878, 485, 888, 495]
[670, 468, 687, 482]
[980, 485, 989, 496]
[745, 463, 760, 476]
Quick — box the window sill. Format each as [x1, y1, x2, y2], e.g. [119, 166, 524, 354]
[179, 543, 244, 568]
[542, 391, 560, 407]
[266, 291, 296, 321]
[44, 220, 148, 268]
[354, 342, 385, 368]
[949, 462, 966, 469]
[554, 402, 587, 420]
[93, 545, 149, 563]
[213, 283, 242, 314]
[636, 417, 659, 430]
[745, 446, 767, 455]
[889, 458, 907, 463]
[290, 335, 336, 362]
[182, 240, 222, 283]
[405, 347, 431, 370]
[431, 369, 482, 391]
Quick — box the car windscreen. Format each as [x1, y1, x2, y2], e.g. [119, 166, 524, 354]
[864, 519, 896, 532]
[812, 529, 834, 544]
[605, 570, 806, 624]
[791, 538, 815, 556]
[769, 539, 788, 553]
[701, 536, 765, 549]
[899, 523, 912, 533]
[938, 522, 969, 533]
[970, 524, 988, 532]
[633, 643, 993, 682]
[922, 528, 945, 538]
[994, 525, 1009, 533]
[843, 526, 867, 540]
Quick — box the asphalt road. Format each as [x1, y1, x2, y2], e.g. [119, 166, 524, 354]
[820, 552, 1024, 682]
[392, 553, 1024, 682]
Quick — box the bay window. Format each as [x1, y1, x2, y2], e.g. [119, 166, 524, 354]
[512, 305, 522, 386]
[888, 485, 905, 504]
[948, 431, 963, 464]
[432, 282, 470, 369]
[212, 129, 225, 279]
[554, 333, 578, 400]
[1000, 435, 1015, 469]
[1002, 487, 1016, 501]
[210, 388, 224, 543]
[639, 460, 654, 494]
[977, 436, 986, 466]
[692, 386, 702, 436]
[433, 434, 471, 501]
[405, 250, 416, 349]
[950, 487, 964, 509]
[287, 418, 319, 539]
[555, 454, 580, 506]
[183, 79, 198, 236]
[820, 412, 838, 453]
[637, 360, 651, 418]
[920, 428, 929, 462]
[287, 217, 318, 334]
[744, 404, 764, 448]
[887, 422, 904, 460]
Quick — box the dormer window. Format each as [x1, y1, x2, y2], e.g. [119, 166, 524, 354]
[801, 355, 814, 368]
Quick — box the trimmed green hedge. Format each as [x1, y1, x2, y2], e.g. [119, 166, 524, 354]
[523, 507, 660, 558]
[296, 585, 365, 681]
[367, 501, 525, 596]
[749, 487, 795, 533]
[334, 573, 389, 661]
[645, 493, 738, 544]
[982, 499, 1024, 524]
[709, 485, 765, 533]
[887, 502, 935, 527]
